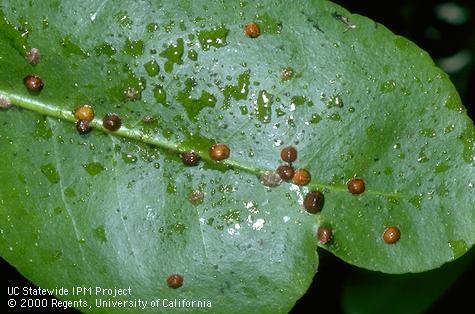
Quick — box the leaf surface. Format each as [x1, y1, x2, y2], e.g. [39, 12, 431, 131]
[0, 0, 474, 312]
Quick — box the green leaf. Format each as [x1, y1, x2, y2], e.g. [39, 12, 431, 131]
[0, 0, 474, 312]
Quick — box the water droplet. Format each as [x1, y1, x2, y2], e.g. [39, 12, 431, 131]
[255, 13, 282, 34]
[93, 226, 107, 243]
[159, 38, 184, 72]
[94, 42, 116, 57]
[380, 80, 396, 93]
[448, 240, 468, 259]
[114, 11, 133, 28]
[40, 164, 60, 184]
[326, 94, 344, 108]
[60, 35, 89, 58]
[458, 122, 475, 163]
[256, 90, 274, 123]
[146, 22, 158, 33]
[144, 59, 160, 77]
[409, 194, 423, 209]
[121, 153, 137, 164]
[197, 26, 229, 50]
[444, 92, 464, 112]
[83, 162, 105, 176]
[123, 38, 144, 57]
[187, 49, 198, 61]
[419, 128, 436, 138]
[153, 85, 167, 105]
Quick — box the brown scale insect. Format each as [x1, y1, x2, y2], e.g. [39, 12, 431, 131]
[209, 143, 230, 161]
[317, 227, 332, 244]
[276, 164, 294, 181]
[166, 274, 183, 289]
[25, 48, 40, 65]
[181, 151, 201, 167]
[347, 177, 365, 194]
[0, 95, 12, 109]
[259, 171, 282, 187]
[76, 120, 91, 134]
[280, 146, 297, 163]
[103, 113, 122, 131]
[382, 226, 400, 244]
[74, 105, 94, 122]
[292, 168, 311, 186]
[244, 22, 261, 38]
[303, 191, 324, 214]
[23, 74, 44, 92]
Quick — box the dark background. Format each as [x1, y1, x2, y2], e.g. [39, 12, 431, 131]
[2, 0, 475, 313]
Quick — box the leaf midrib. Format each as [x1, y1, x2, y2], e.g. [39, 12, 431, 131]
[1, 90, 399, 198]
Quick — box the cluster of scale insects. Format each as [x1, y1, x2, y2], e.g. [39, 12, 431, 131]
[15, 19, 402, 290]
